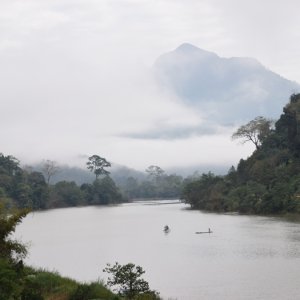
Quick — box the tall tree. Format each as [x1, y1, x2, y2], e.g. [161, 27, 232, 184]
[86, 155, 111, 179]
[145, 165, 165, 180]
[232, 116, 274, 149]
[42, 160, 60, 185]
[27, 171, 48, 209]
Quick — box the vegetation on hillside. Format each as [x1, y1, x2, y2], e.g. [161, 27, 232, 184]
[0, 152, 187, 210]
[182, 94, 300, 214]
[0, 154, 125, 210]
[120, 165, 184, 199]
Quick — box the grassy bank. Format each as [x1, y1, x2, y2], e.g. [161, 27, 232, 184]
[18, 266, 119, 300]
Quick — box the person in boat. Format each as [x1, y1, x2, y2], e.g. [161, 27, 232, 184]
[164, 225, 169, 232]
[208, 228, 211, 233]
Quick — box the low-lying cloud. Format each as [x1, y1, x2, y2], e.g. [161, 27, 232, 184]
[2, 0, 297, 171]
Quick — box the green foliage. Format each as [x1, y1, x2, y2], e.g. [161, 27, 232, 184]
[80, 176, 124, 205]
[87, 155, 111, 179]
[0, 258, 23, 300]
[103, 262, 160, 300]
[0, 153, 49, 210]
[232, 116, 274, 149]
[0, 207, 29, 299]
[0, 204, 29, 262]
[21, 268, 77, 299]
[182, 94, 300, 215]
[7, 266, 120, 300]
[0, 154, 20, 176]
[21, 276, 44, 300]
[49, 181, 84, 207]
[0, 152, 180, 207]
[70, 281, 118, 300]
[181, 172, 224, 210]
[93, 176, 123, 204]
[145, 165, 165, 179]
[120, 167, 183, 200]
[27, 172, 48, 209]
[0, 151, 127, 209]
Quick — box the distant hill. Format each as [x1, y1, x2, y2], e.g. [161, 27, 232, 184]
[30, 161, 226, 186]
[30, 163, 146, 186]
[154, 43, 300, 124]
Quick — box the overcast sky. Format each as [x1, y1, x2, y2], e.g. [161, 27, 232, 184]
[1, 0, 299, 172]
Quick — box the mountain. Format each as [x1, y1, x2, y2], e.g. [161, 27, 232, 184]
[154, 43, 300, 124]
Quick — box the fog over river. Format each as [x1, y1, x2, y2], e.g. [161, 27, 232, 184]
[15, 200, 300, 300]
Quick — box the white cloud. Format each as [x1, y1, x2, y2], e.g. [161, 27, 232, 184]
[0, 0, 298, 171]
[92, 134, 254, 171]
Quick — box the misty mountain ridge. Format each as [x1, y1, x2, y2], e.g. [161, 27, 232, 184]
[154, 43, 300, 124]
[30, 161, 223, 186]
[30, 162, 147, 186]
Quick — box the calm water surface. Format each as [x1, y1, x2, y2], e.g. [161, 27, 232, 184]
[15, 200, 300, 300]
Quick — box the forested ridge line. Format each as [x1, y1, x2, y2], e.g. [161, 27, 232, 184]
[0, 154, 125, 210]
[181, 94, 300, 214]
[0, 153, 188, 211]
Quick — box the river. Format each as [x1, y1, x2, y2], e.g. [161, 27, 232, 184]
[15, 200, 300, 300]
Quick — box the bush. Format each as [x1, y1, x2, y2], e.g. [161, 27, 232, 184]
[70, 282, 119, 300]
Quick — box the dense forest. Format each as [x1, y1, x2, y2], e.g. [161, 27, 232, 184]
[0, 152, 188, 210]
[119, 165, 184, 199]
[182, 94, 300, 214]
[0, 154, 125, 210]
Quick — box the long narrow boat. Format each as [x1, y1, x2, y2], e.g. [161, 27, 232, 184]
[195, 231, 213, 234]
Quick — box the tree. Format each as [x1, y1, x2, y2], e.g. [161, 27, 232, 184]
[42, 160, 60, 185]
[103, 262, 159, 300]
[0, 206, 36, 300]
[91, 176, 122, 205]
[0, 153, 20, 176]
[181, 172, 222, 209]
[51, 181, 84, 207]
[232, 116, 274, 150]
[0, 204, 29, 262]
[145, 166, 165, 178]
[27, 171, 48, 209]
[125, 177, 139, 199]
[145, 166, 165, 188]
[87, 155, 111, 179]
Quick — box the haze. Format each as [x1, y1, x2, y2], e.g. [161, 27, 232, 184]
[1, 0, 299, 171]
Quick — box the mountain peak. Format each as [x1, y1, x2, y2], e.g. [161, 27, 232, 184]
[154, 44, 300, 123]
[176, 43, 199, 52]
[175, 43, 218, 58]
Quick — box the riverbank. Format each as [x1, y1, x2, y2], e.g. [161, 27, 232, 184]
[11, 264, 163, 300]
[1, 264, 118, 300]
[188, 206, 300, 219]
